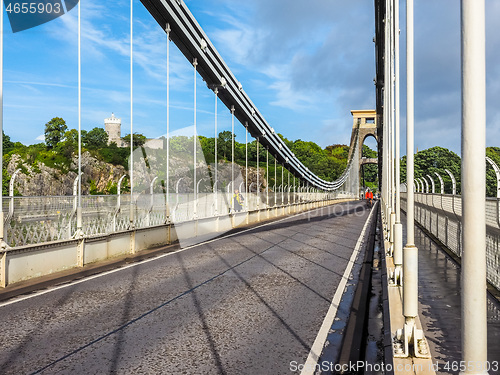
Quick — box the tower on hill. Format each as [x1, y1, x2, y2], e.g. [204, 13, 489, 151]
[104, 113, 125, 147]
[103, 113, 162, 149]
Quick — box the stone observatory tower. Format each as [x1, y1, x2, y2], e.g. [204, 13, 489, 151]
[104, 113, 125, 147]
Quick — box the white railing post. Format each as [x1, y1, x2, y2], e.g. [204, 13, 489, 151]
[214, 88, 219, 216]
[426, 174, 435, 194]
[287, 169, 290, 206]
[434, 172, 445, 195]
[397, 0, 429, 359]
[70, 173, 82, 238]
[193, 58, 198, 220]
[197, 178, 205, 217]
[114, 175, 126, 231]
[129, 0, 134, 231]
[266, 149, 269, 209]
[166, 23, 171, 222]
[227, 183, 232, 214]
[231, 105, 235, 191]
[173, 177, 184, 222]
[486, 156, 500, 198]
[256, 138, 259, 210]
[147, 176, 158, 227]
[393, 0, 403, 287]
[486, 158, 500, 228]
[461, 0, 488, 371]
[422, 177, 429, 194]
[0, 0, 5, 259]
[444, 169, 457, 195]
[213, 180, 219, 216]
[248, 182, 254, 211]
[8, 169, 21, 221]
[245, 123, 248, 211]
[293, 179, 296, 205]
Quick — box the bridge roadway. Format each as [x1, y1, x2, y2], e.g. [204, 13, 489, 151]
[0, 201, 372, 374]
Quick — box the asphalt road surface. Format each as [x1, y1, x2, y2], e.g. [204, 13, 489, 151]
[0, 201, 371, 375]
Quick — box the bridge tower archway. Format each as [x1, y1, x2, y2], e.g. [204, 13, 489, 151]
[348, 110, 378, 192]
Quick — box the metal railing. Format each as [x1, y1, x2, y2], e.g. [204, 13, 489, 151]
[2, 188, 353, 248]
[401, 192, 500, 292]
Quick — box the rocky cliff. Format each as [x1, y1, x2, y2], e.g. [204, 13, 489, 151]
[7, 151, 267, 196]
[7, 152, 126, 196]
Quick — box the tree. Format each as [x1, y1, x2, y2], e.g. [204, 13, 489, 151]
[2, 131, 14, 154]
[55, 129, 79, 159]
[247, 139, 267, 164]
[169, 135, 192, 154]
[99, 142, 129, 168]
[122, 133, 146, 149]
[361, 144, 378, 189]
[401, 146, 461, 194]
[83, 127, 108, 149]
[326, 144, 349, 160]
[44, 117, 67, 149]
[217, 131, 233, 160]
[199, 136, 215, 164]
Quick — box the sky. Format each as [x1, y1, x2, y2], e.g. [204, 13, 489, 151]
[2, 0, 500, 156]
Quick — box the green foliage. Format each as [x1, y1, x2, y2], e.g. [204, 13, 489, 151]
[217, 131, 232, 160]
[98, 142, 129, 168]
[199, 136, 215, 164]
[361, 144, 378, 189]
[401, 146, 461, 194]
[83, 127, 108, 149]
[288, 140, 347, 181]
[122, 133, 146, 149]
[5, 139, 71, 174]
[362, 144, 377, 158]
[89, 179, 118, 196]
[3, 131, 14, 154]
[44, 117, 68, 149]
[2, 168, 9, 196]
[170, 136, 193, 154]
[36, 149, 72, 173]
[196, 133, 353, 184]
[246, 139, 267, 162]
[12, 124, 500, 198]
[105, 181, 118, 195]
[55, 129, 78, 160]
[89, 180, 101, 195]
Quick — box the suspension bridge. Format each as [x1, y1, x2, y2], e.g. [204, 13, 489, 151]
[0, 0, 499, 374]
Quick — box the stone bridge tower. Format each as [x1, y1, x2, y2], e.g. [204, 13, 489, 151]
[347, 110, 378, 190]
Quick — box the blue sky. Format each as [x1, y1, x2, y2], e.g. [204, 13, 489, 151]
[2, 0, 500, 155]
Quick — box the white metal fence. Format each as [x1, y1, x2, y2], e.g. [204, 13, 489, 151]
[401, 192, 500, 291]
[2, 188, 352, 248]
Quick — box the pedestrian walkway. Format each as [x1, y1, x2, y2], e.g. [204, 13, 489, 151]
[404, 213, 500, 374]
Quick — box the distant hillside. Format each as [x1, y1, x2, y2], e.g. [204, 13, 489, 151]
[2, 118, 366, 196]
